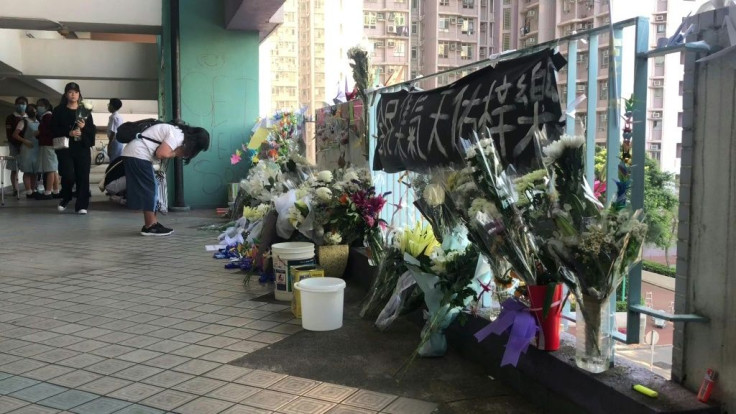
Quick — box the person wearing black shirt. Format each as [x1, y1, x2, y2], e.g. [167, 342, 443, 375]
[51, 82, 95, 214]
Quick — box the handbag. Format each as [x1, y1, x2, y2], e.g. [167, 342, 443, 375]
[52, 136, 69, 150]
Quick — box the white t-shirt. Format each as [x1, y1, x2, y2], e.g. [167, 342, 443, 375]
[107, 112, 124, 139]
[121, 123, 184, 162]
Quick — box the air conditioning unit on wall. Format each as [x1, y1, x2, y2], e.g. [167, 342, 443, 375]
[387, 40, 396, 48]
[655, 14, 665, 22]
[652, 112, 662, 118]
[450, 42, 456, 51]
[387, 25, 396, 33]
[653, 80, 663, 86]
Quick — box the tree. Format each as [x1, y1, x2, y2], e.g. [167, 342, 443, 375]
[594, 147, 679, 266]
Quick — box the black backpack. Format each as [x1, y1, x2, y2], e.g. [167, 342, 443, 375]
[115, 118, 163, 144]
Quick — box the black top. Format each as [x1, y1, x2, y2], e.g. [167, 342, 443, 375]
[50, 105, 96, 148]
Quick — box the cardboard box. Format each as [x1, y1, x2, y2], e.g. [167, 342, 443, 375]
[291, 265, 325, 318]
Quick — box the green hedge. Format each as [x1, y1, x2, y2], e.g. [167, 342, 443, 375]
[642, 260, 676, 277]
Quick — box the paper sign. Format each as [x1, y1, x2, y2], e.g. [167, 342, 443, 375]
[205, 244, 226, 252]
[247, 127, 269, 150]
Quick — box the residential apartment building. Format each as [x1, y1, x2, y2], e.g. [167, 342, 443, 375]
[492, 0, 690, 175]
[260, 0, 362, 115]
[363, 0, 412, 86]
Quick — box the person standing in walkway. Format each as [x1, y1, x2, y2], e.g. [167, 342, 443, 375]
[106, 98, 124, 161]
[121, 122, 209, 236]
[51, 82, 95, 214]
[18, 104, 40, 198]
[4, 96, 28, 197]
[35, 98, 61, 199]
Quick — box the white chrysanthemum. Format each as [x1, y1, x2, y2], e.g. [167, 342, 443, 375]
[317, 170, 333, 183]
[343, 170, 359, 182]
[465, 146, 477, 159]
[324, 231, 343, 245]
[422, 183, 445, 207]
[288, 205, 305, 228]
[543, 135, 585, 163]
[315, 187, 332, 202]
[81, 100, 94, 111]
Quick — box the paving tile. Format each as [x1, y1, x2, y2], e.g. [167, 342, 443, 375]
[44, 335, 85, 348]
[139, 389, 197, 411]
[325, 406, 376, 414]
[146, 328, 186, 340]
[6, 343, 55, 357]
[34, 349, 81, 364]
[89, 344, 137, 358]
[173, 377, 227, 395]
[304, 383, 358, 403]
[382, 397, 438, 414]
[248, 332, 288, 344]
[47, 370, 101, 388]
[74, 328, 114, 339]
[107, 383, 163, 403]
[225, 340, 268, 353]
[65, 340, 108, 353]
[0, 395, 29, 412]
[68, 396, 131, 414]
[106, 403, 164, 414]
[195, 324, 233, 336]
[37, 389, 98, 410]
[141, 370, 194, 388]
[0, 359, 47, 375]
[202, 365, 253, 382]
[22, 365, 76, 382]
[220, 403, 274, 413]
[0, 376, 39, 395]
[195, 336, 241, 349]
[200, 349, 244, 363]
[0, 356, 21, 367]
[170, 344, 217, 358]
[243, 320, 280, 331]
[140, 354, 190, 370]
[116, 350, 162, 364]
[269, 376, 320, 395]
[77, 376, 132, 395]
[174, 396, 234, 414]
[118, 336, 161, 349]
[9, 382, 67, 403]
[84, 359, 135, 376]
[278, 396, 336, 414]
[142, 340, 188, 353]
[341, 390, 397, 411]
[206, 383, 259, 403]
[235, 370, 287, 388]
[4, 403, 61, 413]
[268, 324, 303, 335]
[112, 364, 163, 382]
[240, 389, 296, 411]
[170, 359, 221, 376]
[56, 354, 106, 369]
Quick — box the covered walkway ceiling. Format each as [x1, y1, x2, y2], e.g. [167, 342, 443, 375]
[0, 0, 284, 107]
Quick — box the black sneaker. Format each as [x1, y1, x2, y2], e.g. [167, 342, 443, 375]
[35, 193, 53, 200]
[141, 222, 174, 236]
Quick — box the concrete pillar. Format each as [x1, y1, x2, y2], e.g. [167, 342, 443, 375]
[674, 7, 736, 411]
[163, 0, 260, 208]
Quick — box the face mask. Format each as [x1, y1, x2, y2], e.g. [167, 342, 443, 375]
[15, 104, 26, 114]
[37, 106, 47, 116]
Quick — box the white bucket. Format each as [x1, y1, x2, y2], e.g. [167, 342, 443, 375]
[271, 242, 315, 301]
[294, 277, 346, 331]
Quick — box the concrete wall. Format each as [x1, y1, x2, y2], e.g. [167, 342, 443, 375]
[673, 8, 736, 412]
[173, 0, 259, 208]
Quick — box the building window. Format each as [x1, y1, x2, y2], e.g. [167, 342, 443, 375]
[503, 0, 511, 4]
[412, 0, 418, 8]
[599, 81, 608, 100]
[394, 40, 406, 57]
[653, 87, 663, 98]
[657, 24, 666, 33]
[601, 49, 609, 68]
[676, 143, 682, 158]
[439, 16, 450, 32]
[440, 0, 449, 5]
[679, 80, 684, 96]
[364, 12, 376, 29]
[677, 111, 683, 127]
[502, 33, 511, 51]
[598, 112, 607, 131]
[503, 8, 511, 30]
[438, 41, 449, 58]
[411, 22, 418, 35]
[654, 56, 665, 67]
[411, 46, 417, 59]
[462, 19, 474, 35]
[463, 0, 475, 8]
[460, 44, 473, 60]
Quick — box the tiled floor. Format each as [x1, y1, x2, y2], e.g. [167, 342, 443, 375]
[0, 198, 438, 414]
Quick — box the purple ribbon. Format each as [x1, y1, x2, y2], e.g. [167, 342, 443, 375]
[474, 298, 537, 367]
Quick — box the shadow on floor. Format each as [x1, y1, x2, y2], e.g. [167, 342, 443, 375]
[231, 283, 541, 413]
